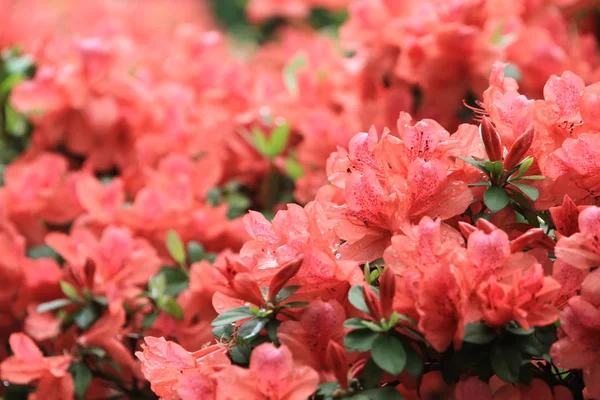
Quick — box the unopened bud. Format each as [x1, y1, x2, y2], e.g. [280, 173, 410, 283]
[481, 117, 503, 162]
[504, 126, 534, 170]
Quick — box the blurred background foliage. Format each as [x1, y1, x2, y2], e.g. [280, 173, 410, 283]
[208, 0, 348, 43]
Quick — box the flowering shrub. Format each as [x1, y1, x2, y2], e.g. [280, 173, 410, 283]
[1, 0, 600, 399]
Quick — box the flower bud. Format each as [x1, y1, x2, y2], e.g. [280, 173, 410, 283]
[481, 117, 503, 162]
[326, 341, 349, 389]
[231, 273, 265, 306]
[362, 282, 382, 320]
[268, 256, 303, 302]
[504, 126, 534, 170]
[379, 267, 396, 318]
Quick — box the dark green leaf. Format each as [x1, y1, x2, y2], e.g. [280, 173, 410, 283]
[360, 387, 405, 400]
[348, 285, 379, 314]
[37, 298, 73, 313]
[360, 357, 383, 390]
[316, 382, 340, 398]
[212, 324, 235, 340]
[468, 180, 491, 187]
[458, 156, 488, 173]
[266, 320, 281, 345]
[484, 187, 509, 213]
[491, 341, 522, 383]
[70, 363, 92, 400]
[93, 296, 108, 306]
[505, 321, 534, 336]
[361, 320, 383, 332]
[463, 322, 496, 345]
[142, 311, 159, 329]
[278, 301, 309, 309]
[402, 340, 423, 377]
[187, 241, 205, 263]
[517, 334, 543, 358]
[238, 317, 268, 343]
[510, 182, 539, 201]
[275, 285, 300, 303]
[166, 230, 185, 264]
[155, 267, 189, 297]
[74, 304, 100, 330]
[26, 245, 59, 260]
[344, 329, 379, 353]
[211, 307, 253, 326]
[371, 335, 406, 376]
[344, 318, 370, 329]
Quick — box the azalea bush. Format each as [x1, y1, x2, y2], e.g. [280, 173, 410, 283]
[0, 0, 600, 399]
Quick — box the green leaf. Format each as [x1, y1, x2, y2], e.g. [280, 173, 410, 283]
[285, 157, 304, 180]
[402, 340, 423, 377]
[60, 281, 82, 302]
[484, 161, 503, 178]
[252, 126, 270, 156]
[148, 274, 167, 300]
[344, 329, 379, 353]
[37, 298, 74, 313]
[93, 296, 108, 306]
[361, 320, 383, 332]
[212, 324, 235, 340]
[510, 182, 539, 201]
[229, 345, 252, 366]
[283, 53, 307, 96]
[348, 285, 379, 314]
[166, 230, 185, 264]
[26, 245, 59, 260]
[278, 301, 309, 309]
[518, 175, 545, 180]
[484, 187, 509, 213]
[360, 357, 383, 390]
[211, 307, 254, 326]
[265, 121, 290, 158]
[275, 285, 300, 303]
[154, 267, 189, 297]
[344, 318, 370, 329]
[266, 320, 281, 345]
[70, 363, 92, 400]
[491, 341, 522, 383]
[371, 335, 407, 376]
[505, 321, 534, 336]
[187, 241, 205, 263]
[516, 157, 534, 178]
[458, 156, 488, 173]
[73, 304, 100, 330]
[463, 322, 496, 345]
[517, 334, 543, 358]
[316, 382, 340, 398]
[238, 317, 268, 343]
[504, 64, 522, 81]
[468, 180, 491, 187]
[142, 311, 159, 329]
[360, 387, 405, 400]
[159, 297, 184, 320]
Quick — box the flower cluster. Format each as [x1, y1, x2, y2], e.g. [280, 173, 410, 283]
[0, 0, 599, 399]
